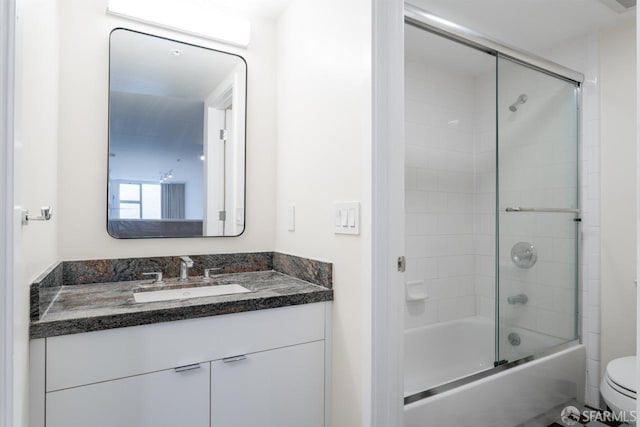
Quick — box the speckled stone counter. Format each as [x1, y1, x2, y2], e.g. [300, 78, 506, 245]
[30, 253, 333, 339]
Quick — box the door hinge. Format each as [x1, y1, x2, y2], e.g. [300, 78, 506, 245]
[219, 129, 228, 141]
[219, 211, 226, 221]
[397, 256, 406, 272]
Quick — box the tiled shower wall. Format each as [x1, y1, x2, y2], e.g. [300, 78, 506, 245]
[404, 58, 495, 330]
[473, 73, 497, 321]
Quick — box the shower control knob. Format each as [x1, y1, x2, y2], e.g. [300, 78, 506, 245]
[510, 242, 537, 269]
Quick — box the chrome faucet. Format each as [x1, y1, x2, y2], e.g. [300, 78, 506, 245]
[507, 293, 528, 305]
[179, 256, 194, 282]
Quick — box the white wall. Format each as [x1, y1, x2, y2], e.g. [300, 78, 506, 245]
[274, 0, 371, 425]
[56, 0, 276, 259]
[600, 17, 637, 374]
[14, 0, 60, 425]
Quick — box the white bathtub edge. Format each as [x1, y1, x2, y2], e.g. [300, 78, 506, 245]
[405, 344, 586, 427]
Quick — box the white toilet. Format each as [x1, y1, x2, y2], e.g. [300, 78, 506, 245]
[600, 356, 636, 423]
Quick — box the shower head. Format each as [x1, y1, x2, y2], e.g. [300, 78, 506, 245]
[509, 94, 528, 112]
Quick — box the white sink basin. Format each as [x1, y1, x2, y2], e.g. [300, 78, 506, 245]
[133, 284, 251, 303]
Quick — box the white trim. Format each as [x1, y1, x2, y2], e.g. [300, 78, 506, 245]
[0, 1, 16, 426]
[371, 0, 405, 426]
[636, 4, 640, 420]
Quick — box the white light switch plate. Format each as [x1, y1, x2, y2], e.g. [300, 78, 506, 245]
[334, 202, 360, 235]
[287, 205, 295, 231]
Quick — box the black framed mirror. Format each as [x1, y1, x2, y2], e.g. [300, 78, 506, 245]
[108, 28, 247, 238]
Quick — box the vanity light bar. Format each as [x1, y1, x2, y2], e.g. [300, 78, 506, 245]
[107, 0, 251, 48]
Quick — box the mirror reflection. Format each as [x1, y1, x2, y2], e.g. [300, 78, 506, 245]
[108, 28, 246, 238]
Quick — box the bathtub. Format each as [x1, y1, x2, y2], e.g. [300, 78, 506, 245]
[404, 317, 585, 427]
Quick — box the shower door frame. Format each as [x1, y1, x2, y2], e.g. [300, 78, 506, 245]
[371, 2, 585, 420]
[403, 4, 585, 84]
[371, 0, 407, 425]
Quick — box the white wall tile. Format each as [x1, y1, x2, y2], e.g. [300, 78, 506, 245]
[586, 358, 600, 388]
[587, 332, 601, 361]
[587, 306, 600, 334]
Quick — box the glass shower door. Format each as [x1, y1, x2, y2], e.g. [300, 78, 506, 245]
[496, 56, 580, 364]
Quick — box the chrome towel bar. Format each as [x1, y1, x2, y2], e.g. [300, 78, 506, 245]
[505, 207, 580, 214]
[21, 206, 53, 225]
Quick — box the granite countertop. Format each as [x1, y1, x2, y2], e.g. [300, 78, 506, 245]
[31, 270, 333, 339]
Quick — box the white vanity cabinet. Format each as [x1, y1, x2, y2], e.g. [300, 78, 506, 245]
[47, 363, 210, 427]
[211, 340, 325, 427]
[31, 302, 330, 427]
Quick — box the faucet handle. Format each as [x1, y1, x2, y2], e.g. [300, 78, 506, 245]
[142, 272, 165, 284]
[203, 268, 222, 279]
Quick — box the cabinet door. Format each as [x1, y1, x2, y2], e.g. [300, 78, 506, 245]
[47, 363, 210, 427]
[212, 340, 325, 427]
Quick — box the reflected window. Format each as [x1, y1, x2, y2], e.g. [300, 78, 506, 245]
[116, 182, 163, 220]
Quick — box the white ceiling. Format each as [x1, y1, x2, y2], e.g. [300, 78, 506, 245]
[407, 0, 635, 54]
[196, 0, 293, 19]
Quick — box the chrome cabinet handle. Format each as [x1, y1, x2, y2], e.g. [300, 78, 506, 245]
[505, 207, 580, 213]
[174, 363, 201, 373]
[222, 355, 247, 363]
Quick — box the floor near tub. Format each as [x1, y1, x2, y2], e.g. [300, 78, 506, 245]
[520, 401, 627, 427]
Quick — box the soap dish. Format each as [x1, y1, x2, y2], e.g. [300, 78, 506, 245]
[406, 280, 429, 301]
